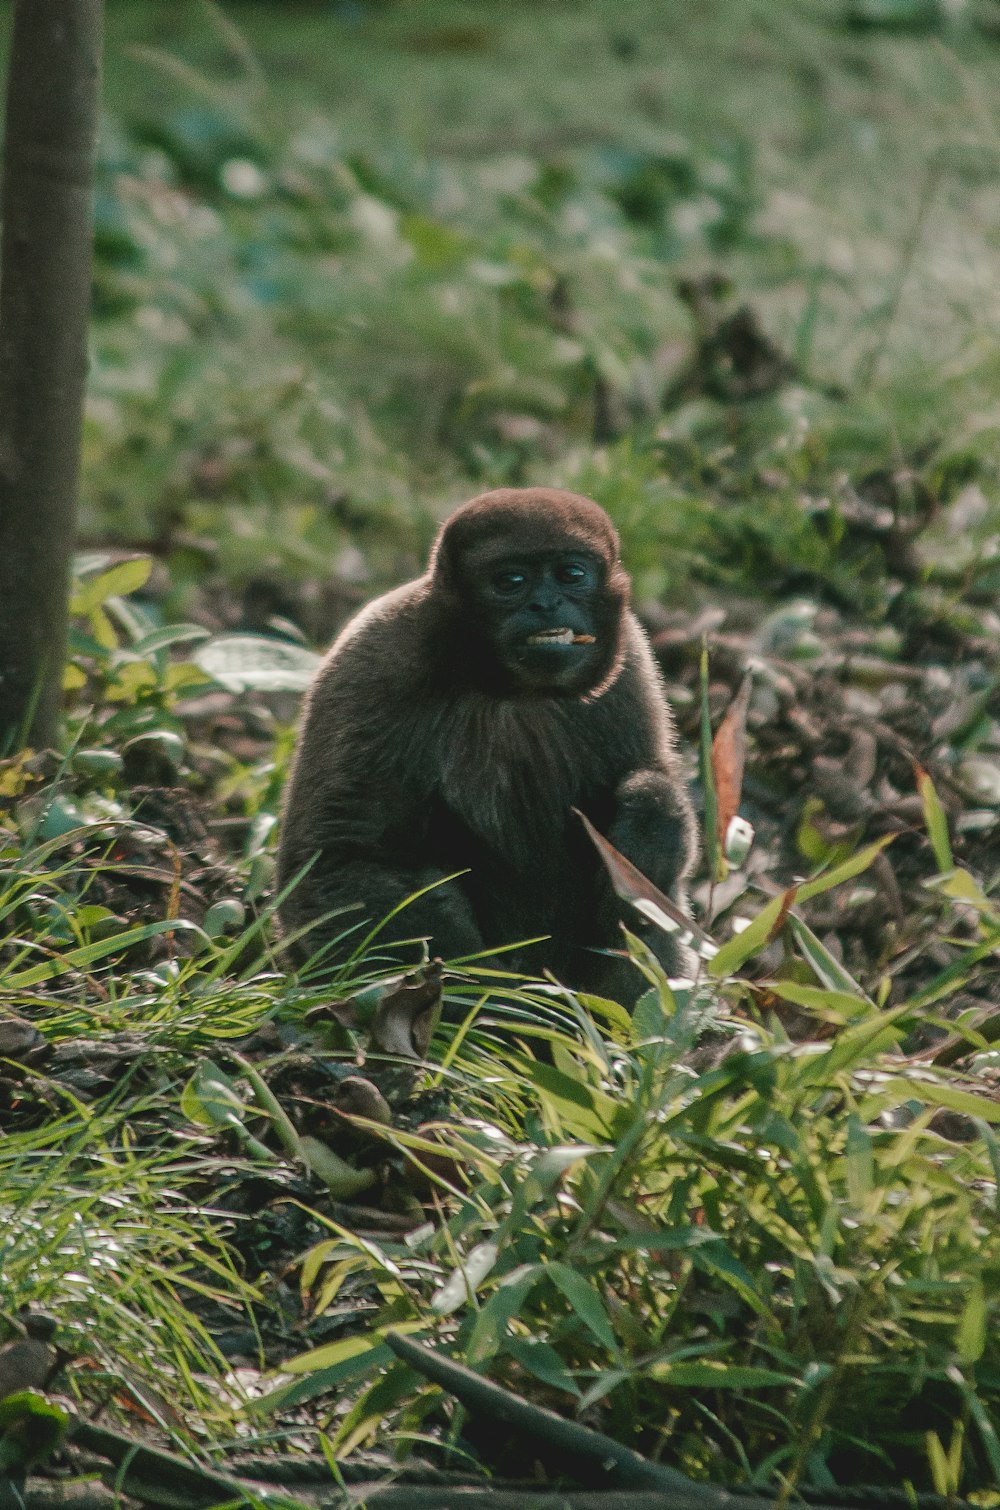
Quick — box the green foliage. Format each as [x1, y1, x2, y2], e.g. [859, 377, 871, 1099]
[0, 1094, 258, 1434]
[259, 961, 1000, 1492]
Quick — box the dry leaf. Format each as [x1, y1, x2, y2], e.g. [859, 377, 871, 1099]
[333, 1076, 392, 1126]
[370, 960, 444, 1059]
[712, 673, 752, 845]
[573, 808, 716, 956]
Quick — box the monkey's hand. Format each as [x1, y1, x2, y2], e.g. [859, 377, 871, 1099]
[605, 770, 698, 981]
[608, 769, 697, 898]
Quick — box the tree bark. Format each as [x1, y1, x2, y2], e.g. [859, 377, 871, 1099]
[0, 0, 103, 751]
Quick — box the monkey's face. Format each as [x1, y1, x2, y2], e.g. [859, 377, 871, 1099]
[468, 547, 609, 693]
[430, 489, 631, 697]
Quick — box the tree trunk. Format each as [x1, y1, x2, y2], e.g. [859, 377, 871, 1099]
[0, 0, 103, 751]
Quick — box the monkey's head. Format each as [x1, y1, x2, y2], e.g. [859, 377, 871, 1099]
[429, 487, 630, 696]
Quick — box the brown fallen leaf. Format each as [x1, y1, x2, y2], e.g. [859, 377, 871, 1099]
[711, 673, 752, 847]
[72, 1355, 186, 1432]
[333, 1076, 392, 1126]
[768, 887, 797, 944]
[370, 960, 444, 1059]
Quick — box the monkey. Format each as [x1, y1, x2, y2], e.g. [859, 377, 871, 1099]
[277, 487, 697, 1006]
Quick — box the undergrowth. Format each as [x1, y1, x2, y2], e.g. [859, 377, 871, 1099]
[1, 564, 999, 1496]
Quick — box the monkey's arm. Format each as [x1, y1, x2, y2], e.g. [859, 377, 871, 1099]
[278, 766, 486, 965]
[277, 717, 485, 964]
[277, 607, 486, 967]
[602, 626, 698, 906]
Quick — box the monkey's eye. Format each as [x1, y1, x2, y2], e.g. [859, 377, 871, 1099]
[491, 569, 527, 596]
[554, 561, 590, 587]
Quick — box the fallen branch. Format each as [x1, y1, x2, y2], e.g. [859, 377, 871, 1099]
[386, 1331, 716, 1497]
[319, 1495, 888, 1510]
[69, 1422, 264, 1510]
[312, 1489, 975, 1510]
[54, 1379, 981, 1510]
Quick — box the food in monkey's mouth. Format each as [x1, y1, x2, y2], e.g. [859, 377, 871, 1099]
[527, 627, 574, 645]
[526, 628, 596, 645]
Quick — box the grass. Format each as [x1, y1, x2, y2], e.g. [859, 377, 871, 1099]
[0, 1099, 259, 1436]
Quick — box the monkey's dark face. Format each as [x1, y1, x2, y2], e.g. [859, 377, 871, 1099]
[429, 488, 631, 698]
[467, 546, 608, 693]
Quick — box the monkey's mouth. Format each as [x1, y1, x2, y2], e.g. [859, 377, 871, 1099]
[526, 628, 596, 646]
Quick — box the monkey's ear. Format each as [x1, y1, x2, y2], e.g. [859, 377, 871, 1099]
[427, 520, 459, 591]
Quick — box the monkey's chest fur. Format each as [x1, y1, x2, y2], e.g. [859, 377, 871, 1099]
[421, 691, 624, 954]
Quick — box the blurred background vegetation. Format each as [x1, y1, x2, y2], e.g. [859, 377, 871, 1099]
[25, 0, 1000, 635]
